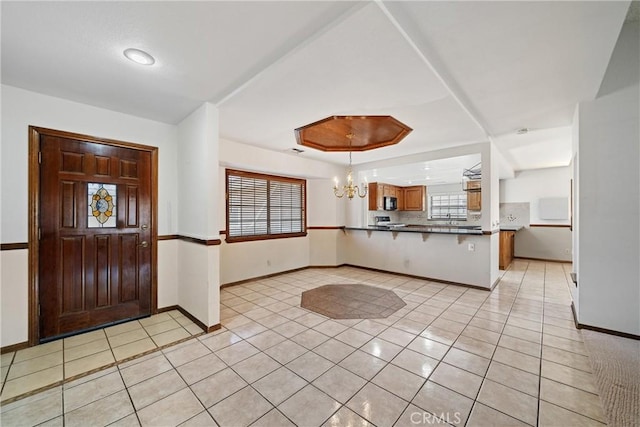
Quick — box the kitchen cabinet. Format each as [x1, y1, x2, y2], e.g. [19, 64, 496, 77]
[466, 180, 481, 211]
[403, 186, 426, 211]
[499, 230, 515, 270]
[368, 182, 384, 210]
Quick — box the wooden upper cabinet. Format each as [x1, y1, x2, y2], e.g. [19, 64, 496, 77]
[403, 186, 426, 211]
[466, 180, 481, 211]
[368, 182, 384, 210]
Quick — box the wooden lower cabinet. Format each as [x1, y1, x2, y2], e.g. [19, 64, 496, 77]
[499, 231, 515, 270]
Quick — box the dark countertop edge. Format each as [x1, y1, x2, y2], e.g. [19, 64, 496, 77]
[499, 226, 524, 231]
[344, 226, 484, 236]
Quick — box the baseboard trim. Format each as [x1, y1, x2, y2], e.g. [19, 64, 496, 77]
[514, 256, 571, 263]
[158, 305, 220, 334]
[221, 267, 310, 288]
[571, 302, 639, 340]
[1, 340, 30, 354]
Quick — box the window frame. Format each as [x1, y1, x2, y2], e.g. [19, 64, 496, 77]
[428, 191, 468, 221]
[225, 169, 307, 243]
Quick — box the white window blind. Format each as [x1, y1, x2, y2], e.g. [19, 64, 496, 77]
[429, 193, 467, 220]
[226, 170, 306, 241]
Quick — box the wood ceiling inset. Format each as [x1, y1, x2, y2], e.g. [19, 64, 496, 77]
[295, 115, 412, 152]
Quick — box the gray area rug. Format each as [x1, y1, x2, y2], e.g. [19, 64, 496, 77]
[582, 329, 640, 426]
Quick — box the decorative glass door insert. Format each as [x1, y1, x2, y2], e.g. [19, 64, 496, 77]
[88, 183, 116, 228]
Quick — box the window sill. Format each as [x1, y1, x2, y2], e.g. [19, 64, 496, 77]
[225, 232, 307, 243]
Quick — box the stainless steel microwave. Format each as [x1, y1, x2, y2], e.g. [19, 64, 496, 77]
[383, 196, 397, 211]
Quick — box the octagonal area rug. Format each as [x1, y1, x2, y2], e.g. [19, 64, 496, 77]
[301, 284, 406, 319]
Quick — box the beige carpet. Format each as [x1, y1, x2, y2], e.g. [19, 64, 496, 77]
[582, 329, 640, 426]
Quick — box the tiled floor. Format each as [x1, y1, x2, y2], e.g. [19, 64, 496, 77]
[0, 261, 609, 426]
[1, 310, 203, 403]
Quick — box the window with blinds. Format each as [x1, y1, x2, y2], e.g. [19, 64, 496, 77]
[429, 193, 468, 220]
[226, 169, 306, 242]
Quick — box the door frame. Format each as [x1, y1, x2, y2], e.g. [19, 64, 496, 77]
[28, 126, 159, 346]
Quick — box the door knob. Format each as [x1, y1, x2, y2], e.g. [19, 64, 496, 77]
[140, 241, 149, 248]
[141, 224, 148, 230]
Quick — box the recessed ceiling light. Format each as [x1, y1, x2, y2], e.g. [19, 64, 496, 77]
[123, 48, 155, 66]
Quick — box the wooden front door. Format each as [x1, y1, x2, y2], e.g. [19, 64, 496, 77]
[37, 130, 154, 341]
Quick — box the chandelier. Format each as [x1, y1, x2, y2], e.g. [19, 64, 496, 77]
[333, 134, 367, 199]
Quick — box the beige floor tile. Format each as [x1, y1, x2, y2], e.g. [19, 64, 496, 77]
[442, 347, 490, 377]
[1, 365, 63, 401]
[441, 310, 473, 325]
[502, 325, 542, 344]
[163, 339, 211, 367]
[353, 319, 388, 336]
[420, 325, 460, 346]
[371, 363, 425, 401]
[38, 415, 64, 426]
[538, 400, 606, 426]
[111, 338, 156, 362]
[264, 339, 307, 364]
[214, 341, 259, 366]
[393, 317, 429, 334]
[286, 351, 333, 382]
[137, 388, 204, 426]
[498, 334, 541, 358]
[541, 359, 598, 393]
[252, 409, 295, 427]
[347, 382, 408, 427]
[291, 328, 330, 349]
[430, 318, 467, 334]
[107, 328, 149, 348]
[1, 352, 15, 367]
[63, 329, 107, 349]
[313, 320, 349, 337]
[313, 365, 367, 403]
[139, 312, 172, 328]
[151, 326, 190, 347]
[477, 379, 538, 425]
[323, 406, 373, 427]
[279, 385, 341, 426]
[543, 334, 588, 355]
[104, 321, 143, 337]
[486, 361, 539, 397]
[14, 340, 62, 363]
[429, 362, 483, 399]
[313, 338, 356, 363]
[64, 370, 125, 412]
[334, 328, 374, 348]
[544, 324, 583, 342]
[128, 369, 187, 410]
[191, 368, 247, 408]
[176, 353, 227, 385]
[64, 338, 110, 362]
[492, 346, 540, 375]
[361, 337, 403, 362]
[453, 335, 496, 359]
[119, 353, 173, 387]
[273, 321, 308, 338]
[377, 327, 416, 347]
[64, 389, 134, 427]
[467, 402, 529, 427]
[540, 378, 605, 423]
[0, 387, 62, 426]
[233, 352, 281, 383]
[253, 367, 307, 406]
[180, 410, 218, 427]
[390, 348, 438, 379]
[143, 318, 181, 336]
[209, 386, 273, 427]
[339, 350, 387, 380]
[229, 320, 269, 340]
[461, 325, 501, 345]
[199, 330, 242, 352]
[6, 351, 63, 380]
[541, 345, 592, 372]
[256, 313, 291, 329]
[468, 317, 504, 333]
[407, 336, 449, 360]
[243, 307, 274, 321]
[223, 314, 253, 329]
[411, 380, 473, 426]
[294, 312, 327, 328]
[183, 321, 205, 336]
[246, 330, 287, 351]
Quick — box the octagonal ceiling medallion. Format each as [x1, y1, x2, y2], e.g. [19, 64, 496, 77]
[295, 115, 412, 152]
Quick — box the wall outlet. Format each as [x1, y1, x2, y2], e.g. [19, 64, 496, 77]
[468, 243, 475, 252]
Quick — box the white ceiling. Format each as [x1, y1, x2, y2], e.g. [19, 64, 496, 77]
[1, 1, 631, 171]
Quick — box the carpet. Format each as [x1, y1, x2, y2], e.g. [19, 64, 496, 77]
[300, 284, 406, 319]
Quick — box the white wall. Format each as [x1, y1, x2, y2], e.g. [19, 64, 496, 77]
[500, 166, 572, 261]
[176, 103, 220, 327]
[574, 20, 639, 335]
[218, 139, 345, 284]
[0, 85, 180, 347]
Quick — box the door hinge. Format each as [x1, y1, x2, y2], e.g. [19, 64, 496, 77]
[38, 228, 41, 240]
[38, 152, 42, 164]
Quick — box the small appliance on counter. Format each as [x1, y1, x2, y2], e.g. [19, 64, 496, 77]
[374, 216, 406, 228]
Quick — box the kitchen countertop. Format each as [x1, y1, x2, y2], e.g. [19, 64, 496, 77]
[345, 225, 484, 235]
[499, 226, 524, 231]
